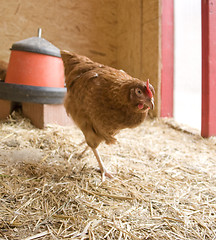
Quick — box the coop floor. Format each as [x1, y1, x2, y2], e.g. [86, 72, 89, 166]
[0, 113, 216, 240]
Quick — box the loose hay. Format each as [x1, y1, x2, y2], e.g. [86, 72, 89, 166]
[0, 112, 216, 239]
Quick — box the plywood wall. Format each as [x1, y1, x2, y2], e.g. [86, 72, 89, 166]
[0, 0, 117, 65]
[0, 0, 160, 116]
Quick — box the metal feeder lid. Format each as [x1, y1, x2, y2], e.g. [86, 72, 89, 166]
[10, 28, 61, 58]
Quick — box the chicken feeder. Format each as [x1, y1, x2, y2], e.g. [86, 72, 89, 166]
[0, 28, 66, 104]
[0, 29, 70, 128]
[5, 28, 64, 88]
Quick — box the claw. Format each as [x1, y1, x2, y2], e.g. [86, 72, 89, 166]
[101, 169, 114, 182]
[92, 148, 113, 181]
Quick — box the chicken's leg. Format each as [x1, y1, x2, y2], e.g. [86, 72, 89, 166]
[92, 148, 113, 181]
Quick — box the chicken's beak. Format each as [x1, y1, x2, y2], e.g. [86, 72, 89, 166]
[149, 97, 154, 110]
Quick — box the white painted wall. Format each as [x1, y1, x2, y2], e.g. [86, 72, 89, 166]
[174, 0, 201, 130]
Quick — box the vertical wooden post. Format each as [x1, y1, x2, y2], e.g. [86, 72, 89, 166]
[201, 0, 216, 137]
[160, 0, 174, 117]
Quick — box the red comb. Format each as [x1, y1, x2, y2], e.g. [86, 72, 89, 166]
[146, 79, 153, 98]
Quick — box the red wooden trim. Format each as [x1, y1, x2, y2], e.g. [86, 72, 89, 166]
[160, 0, 174, 117]
[201, 0, 216, 137]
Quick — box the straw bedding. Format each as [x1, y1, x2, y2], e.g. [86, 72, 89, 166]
[0, 112, 216, 239]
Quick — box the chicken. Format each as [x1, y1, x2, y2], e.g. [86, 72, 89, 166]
[61, 50, 155, 181]
[0, 60, 8, 81]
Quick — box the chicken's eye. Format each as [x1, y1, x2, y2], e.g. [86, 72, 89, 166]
[135, 88, 143, 97]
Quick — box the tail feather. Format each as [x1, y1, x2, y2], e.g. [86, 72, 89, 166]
[61, 50, 80, 76]
[61, 50, 94, 89]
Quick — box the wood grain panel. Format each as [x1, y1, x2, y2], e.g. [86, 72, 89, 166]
[0, 0, 117, 66]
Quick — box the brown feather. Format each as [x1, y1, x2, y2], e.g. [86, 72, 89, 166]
[61, 50, 155, 147]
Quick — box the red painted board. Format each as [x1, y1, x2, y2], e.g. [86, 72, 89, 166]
[160, 0, 174, 117]
[201, 0, 216, 137]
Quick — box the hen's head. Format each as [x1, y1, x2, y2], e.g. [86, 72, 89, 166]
[129, 79, 155, 112]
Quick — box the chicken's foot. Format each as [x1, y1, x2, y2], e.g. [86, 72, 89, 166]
[74, 143, 89, 160]
[80, 145, 89, 156]
[92, 148, 113, 182]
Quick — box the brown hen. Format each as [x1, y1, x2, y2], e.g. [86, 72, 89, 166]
[61, 50, 155, 181]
